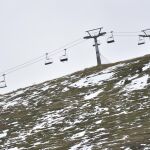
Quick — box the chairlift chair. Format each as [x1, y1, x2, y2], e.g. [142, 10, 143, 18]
[45, 53, 53, 65]
[60, 49, 68, 62]
[138, 36, 145, 45]
[107, 31, 115, 43]
[0, 74, 7, 88]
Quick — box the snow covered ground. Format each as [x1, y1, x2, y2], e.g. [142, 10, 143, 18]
[0, 57, 150, 149]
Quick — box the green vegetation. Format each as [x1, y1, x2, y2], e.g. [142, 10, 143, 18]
[0, 55, 150, 149]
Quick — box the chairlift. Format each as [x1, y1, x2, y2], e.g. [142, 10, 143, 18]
[60, 49, 68, 62]
[0, 74, 7, 88]
[45, 53, 53, 65]
[138, 36, 145, 45]
[107, 31, 115, 43]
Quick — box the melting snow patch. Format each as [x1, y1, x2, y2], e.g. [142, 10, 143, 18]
[115, 74, 139, 88]
[34, 142, 41, 146]
[41, 86, 49, 91]
[101, 63, 125, 74]
[94, 106, 109, 114]
[11, 90, 24, 97]
[71, 72, 114, 88]
[71, 131, 86, 139]
[69, 140, 92, 150]
[32, 110, 65, 132]
[122, 135, 128, 140]
[84, 90, 103, 100]
[95, 120, 102, 124]
[142, 62, 150, 71]
[0, 101, 5, 106]
[61, 80, 69, 85]
[144, 147, 150, 150]
[124, 148, 132, 150]
[8, 148, 19, 150]
[70, 64, 126, 88]
[3, 101, 18, 109]
[124, 75, 149, 91]
[32, 122, 46, 131]
[0, 130, 8, 139]
[62, 87, 69, 92]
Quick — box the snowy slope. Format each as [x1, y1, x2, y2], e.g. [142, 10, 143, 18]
[0, 55, 150, 150]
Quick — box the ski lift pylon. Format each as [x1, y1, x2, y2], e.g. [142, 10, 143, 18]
[45, 53, 53, 65]
[60, 49, 68, 62]
[0, 74, 7, 88]
[107, 31, 115, 43]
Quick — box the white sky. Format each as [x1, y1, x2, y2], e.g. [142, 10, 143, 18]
[0, 0, 150, 94]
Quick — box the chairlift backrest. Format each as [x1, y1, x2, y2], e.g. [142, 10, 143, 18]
[107, 31, 115, 43]
[60, 49, 68, 62]
[138, 36, 145, 45]
[0, 81, 7, 88]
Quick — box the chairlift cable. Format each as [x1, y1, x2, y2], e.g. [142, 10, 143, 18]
[0, 38, 85, 77]
[113, 31, 140, 34]
[0, 30, 148, 80]
[113, 34, 138, 37]
[0, 55, 45, 75]
[47, 38, 83, 55]
[5, 58, 44, 75]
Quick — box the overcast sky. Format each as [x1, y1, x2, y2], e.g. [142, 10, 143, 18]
[0, 0, 150, 93]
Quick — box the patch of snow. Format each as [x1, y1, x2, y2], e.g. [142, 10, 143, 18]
[94, 106, 109, 114]
[8, 148, 19, 150]
[84, 90, 103, 100]
[124, 148, 132, 150]
[10, 122, 18, 126]
[62, 126, 73, 131]
[71, 72, 114, 88]
[62, 87, 69, 92]
[3, 101, 18, 109]
[50, 85, 57, 88]
[101, 63, 125, 74]
[144, 147, 150, 150]
[122, 135, 128, 140]
[61, 80, 69, 85]
[22, 101, 28, 106]
[96, 128, 106, 132]
[95, 120, 102, 124]
[41, 86, 49, 91]
[128, 74, 139, 80]
[0, 130, 8, 139]
[113, 111, 128, 116]
[69, 143, 82, 150]
[80, 103, 89, 109]
[115, 79, 125, 87]
[11, 90, 24, 97]
[34, 142, 41, 146]
[32, 110, 65, 132]
[1, 96, 29, 110]
[0, 101, 5, 106]
[69, 140, 93, 150]
[115, 74, 139, 88]
[124, 75, 149, 91]
[33, 122, 46, 131]
[142, 62, 150, 71]
[143, 96, 148, 99]
[70, 64, 126, 88]
[71, 131, 86, 139]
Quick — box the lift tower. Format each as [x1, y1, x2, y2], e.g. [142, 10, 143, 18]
[84, 27, 106, 66]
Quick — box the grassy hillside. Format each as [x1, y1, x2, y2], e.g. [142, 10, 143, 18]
[0, 55, 150, 150]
